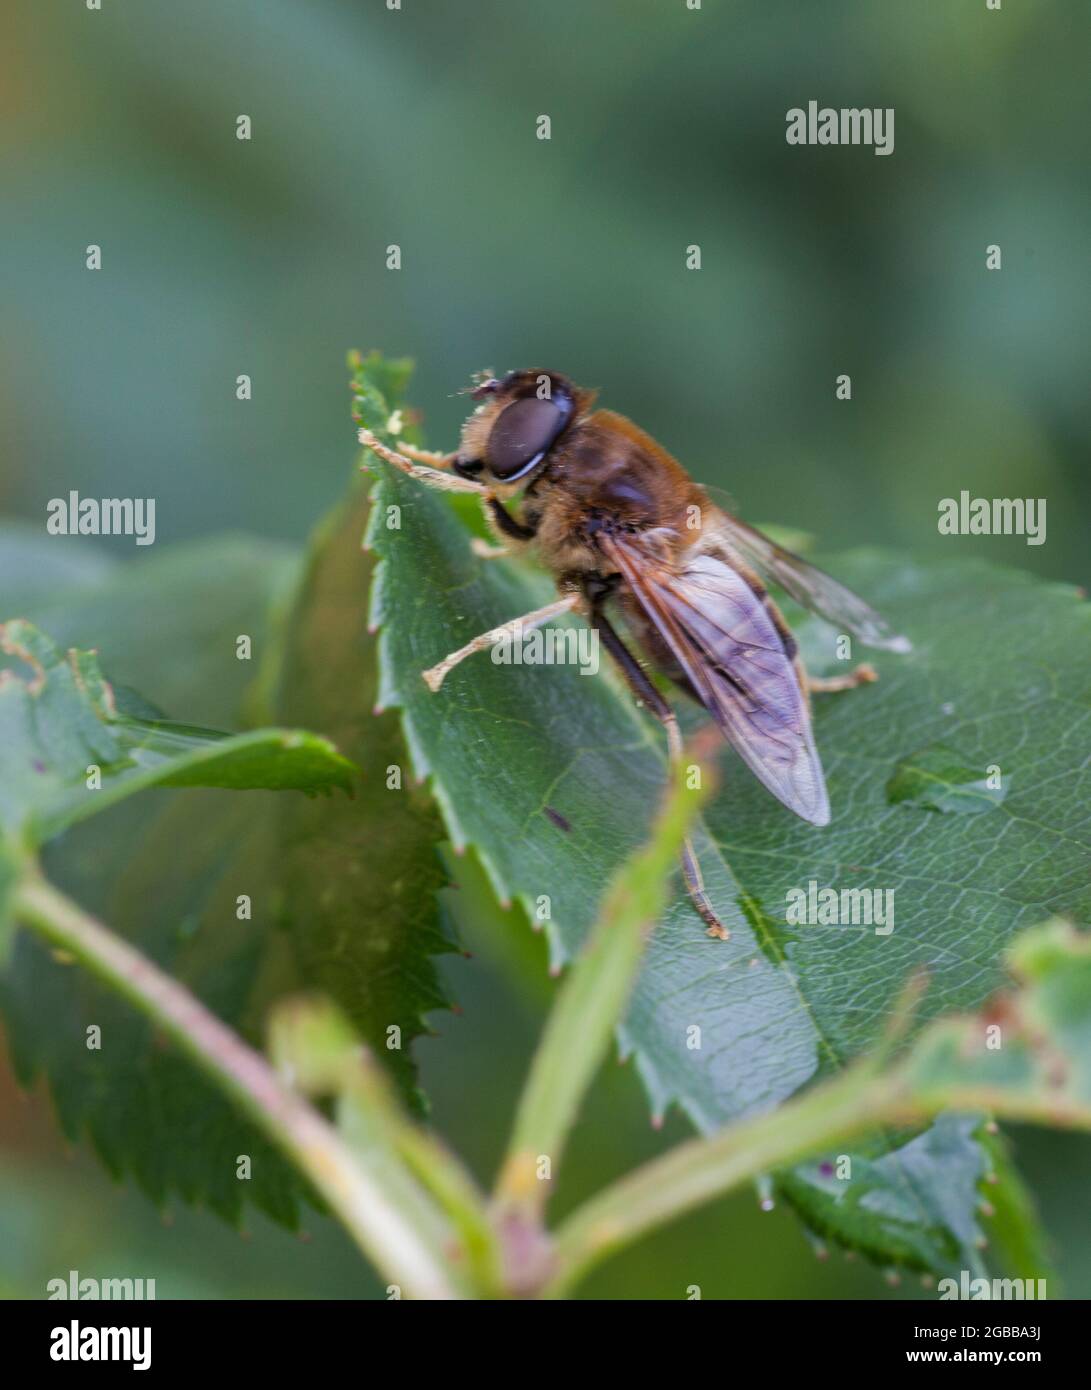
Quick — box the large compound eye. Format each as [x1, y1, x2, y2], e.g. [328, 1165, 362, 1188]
[487, 392, 571, 481]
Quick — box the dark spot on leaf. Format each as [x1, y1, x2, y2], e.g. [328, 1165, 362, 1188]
[543, 805, 571, 832]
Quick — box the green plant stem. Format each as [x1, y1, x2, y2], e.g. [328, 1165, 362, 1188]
[393, 1124, 504, 1292]
[12, 871, 467, 1300]
[268, 993, 503, 1295]
[495, 765, 708, 1216]
[545, 1058, 894, 1296]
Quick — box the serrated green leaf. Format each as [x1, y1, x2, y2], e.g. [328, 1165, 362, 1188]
[777, 1113, 991, 1274]
[548, 919, 1088, 1295]
[2, 791, 314, 1228]
[0, 619, 354, 848]
[2, 532, 301, 730]
[364, 361, 1088, 1276]
[0, 598, 354, 1223]
[0, 488, 454, 1225]
[699, 559, 1089, 1266]
[270, 471, 454, 1104]
[975, 1125, 1058, 1290]
[0, 533, 318, 1225]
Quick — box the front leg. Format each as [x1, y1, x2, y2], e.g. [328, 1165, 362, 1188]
[486, 497, 536, 543]
[359, 429, 536, 564]
[357, 428, 488, 495]
[401, 443, 459, 470]
[360, 427, 509, 560]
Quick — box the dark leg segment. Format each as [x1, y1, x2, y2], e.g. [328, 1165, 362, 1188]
[488, 497, 537, 542]
[590, 601, 729, 941]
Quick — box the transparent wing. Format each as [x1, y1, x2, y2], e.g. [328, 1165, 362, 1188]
[701, 492, 910, 653]
[598, 533, 830, 826]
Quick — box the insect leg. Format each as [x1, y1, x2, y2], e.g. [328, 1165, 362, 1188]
[471, 498, 536, 561]
[486, 497, 536, 542]
[758, 586, 876, 698]
[591, 606, 729, 941]
[359, 431, 527, 557]
[470, 539, 511, 560]
[804, 662, 877, 694]
[400, 443, 458, 469]
[357, 427, 488, 495]
[422, 593, 582, 693]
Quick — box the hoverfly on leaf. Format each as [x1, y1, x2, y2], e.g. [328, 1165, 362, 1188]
[359, 369, 909, 940]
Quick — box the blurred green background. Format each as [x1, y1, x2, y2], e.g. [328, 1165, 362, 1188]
[2, 0, 1088, 1298]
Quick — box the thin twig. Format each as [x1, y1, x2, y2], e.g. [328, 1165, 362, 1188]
[13, 872, 467, 1300]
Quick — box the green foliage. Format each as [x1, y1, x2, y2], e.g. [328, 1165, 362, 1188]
[361, 355, 1087, 1274]
[10, 0, 1091, 1299]
[0, 490, 449, 1221]
[903, 920, 1091, 1121]
[499, 758, 710, 1216]
[0, 351, 1085, 1291]
[0, 531, 325, 1224]
[547, 917, 1091, 1295]
[0, 620, 352, 844]
[269, 994, 497, 1298]
[270, 471, 454, 1102]
[0, 618, 352, 969]
[6, 533, 303, 729]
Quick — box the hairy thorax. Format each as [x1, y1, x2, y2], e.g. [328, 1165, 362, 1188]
[524, 410, 705, 581]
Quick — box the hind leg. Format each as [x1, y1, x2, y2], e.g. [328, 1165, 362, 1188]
[803, 662, 877, 695]
[591, 604, 729, 941]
